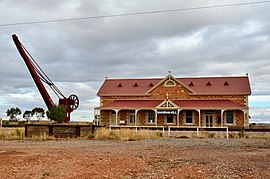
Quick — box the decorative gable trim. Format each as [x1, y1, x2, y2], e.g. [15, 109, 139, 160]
[145, 74, 196, 94]
[156, 99, 179, 109]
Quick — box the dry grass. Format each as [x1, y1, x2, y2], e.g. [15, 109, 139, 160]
[93, 128, 163, 141]
[27, 132, 58, 141]
[0, 128, 24, 140]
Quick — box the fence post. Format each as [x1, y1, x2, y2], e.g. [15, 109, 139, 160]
[197, 128, 199, 137]
[25, 124, 28, 137]
[168, 127, 170, 137]
[226, 127, 229, 139]
[162, 127, 165, 136]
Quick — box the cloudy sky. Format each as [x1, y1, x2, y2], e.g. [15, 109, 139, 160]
[0, 0, 269, 123]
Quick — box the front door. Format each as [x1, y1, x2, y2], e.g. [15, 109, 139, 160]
[129, 112, 135, 125]
[205, 114, 214, 127]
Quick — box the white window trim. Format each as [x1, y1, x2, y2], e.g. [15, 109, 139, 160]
[164, 80, 176, 87]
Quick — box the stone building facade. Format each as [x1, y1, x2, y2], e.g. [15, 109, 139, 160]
[95, 74, 251, 128]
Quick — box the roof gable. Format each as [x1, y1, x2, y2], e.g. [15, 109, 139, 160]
[156, 99, 179, 109]
[145, 74, 195, 94]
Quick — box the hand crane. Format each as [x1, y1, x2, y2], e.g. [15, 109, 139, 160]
[12, 34, 79, 122]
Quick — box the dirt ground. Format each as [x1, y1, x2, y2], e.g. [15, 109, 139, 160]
[0, 138, 269, 179]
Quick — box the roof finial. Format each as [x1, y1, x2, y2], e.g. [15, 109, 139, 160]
[105, 74, 108, 79]
[168, 70, 172, 80]
[246, 72, 249, 76]
[166, 93, 169, 100]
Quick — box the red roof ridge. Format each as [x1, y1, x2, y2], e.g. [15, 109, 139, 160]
[176, 75, 249, 80]
[104, 75, 249, 80]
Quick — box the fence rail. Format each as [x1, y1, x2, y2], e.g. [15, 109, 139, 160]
[168, 126, 229, 138]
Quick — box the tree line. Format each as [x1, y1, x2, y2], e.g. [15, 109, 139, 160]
[5, 105, 66, 123]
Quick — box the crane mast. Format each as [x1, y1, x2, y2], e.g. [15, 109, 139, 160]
[12, 34, 79, 122]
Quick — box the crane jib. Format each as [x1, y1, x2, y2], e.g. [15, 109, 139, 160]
[12, 34, 79, 122]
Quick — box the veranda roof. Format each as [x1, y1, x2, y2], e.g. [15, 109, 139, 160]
[96, 99, 245, 110]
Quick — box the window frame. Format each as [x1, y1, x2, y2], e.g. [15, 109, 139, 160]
[185, 111, 193, 124]
[226, 111, 234, 125]
[147, 111, 155, 124]
[129, 112, 135, 124]
[166, 114, 174, 124]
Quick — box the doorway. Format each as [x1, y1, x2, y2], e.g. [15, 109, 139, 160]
[205, 112, 214, 127]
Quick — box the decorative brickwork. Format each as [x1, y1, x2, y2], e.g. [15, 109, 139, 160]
[137, 110, 147, 126]
[100, 110, 110, 126]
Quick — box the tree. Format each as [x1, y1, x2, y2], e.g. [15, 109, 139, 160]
[46, 105, 66, 123]
[6, 107, 22, 121]
[31, 107, 45, 121]
[23, 110, 32, 122]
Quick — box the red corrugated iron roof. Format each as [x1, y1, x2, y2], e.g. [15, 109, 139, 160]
[96, 99, 244, 110]
[179, 76, 251, 95]
[97, 76, 251, 96]
[97, 78, 161, 95]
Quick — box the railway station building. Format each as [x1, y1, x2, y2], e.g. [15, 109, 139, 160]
[95, 73, 251, 128]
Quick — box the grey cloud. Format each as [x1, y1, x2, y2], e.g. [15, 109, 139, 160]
[1, 1, 270, 121]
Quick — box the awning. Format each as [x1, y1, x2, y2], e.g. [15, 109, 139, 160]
[95, 99, 245, 110]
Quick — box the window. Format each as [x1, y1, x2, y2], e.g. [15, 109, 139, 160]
[226, 111, 234, 124]
[186, 111, 193, 124]
[165, 80, 175, 87]
[148, 111, 155, 124]
[167, 115, 174, 124]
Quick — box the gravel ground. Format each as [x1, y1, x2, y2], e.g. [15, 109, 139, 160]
[0, 138, 269, 179]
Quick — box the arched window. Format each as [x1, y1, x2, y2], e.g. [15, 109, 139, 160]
[165, 80, 175, 87]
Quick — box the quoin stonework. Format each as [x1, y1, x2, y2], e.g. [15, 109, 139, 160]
[95, 73, 251, 128]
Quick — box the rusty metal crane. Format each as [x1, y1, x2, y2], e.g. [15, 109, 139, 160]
[12, 34, 79, 122]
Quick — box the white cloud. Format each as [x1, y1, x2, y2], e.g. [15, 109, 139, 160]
[157, 31, 202, 53]
[250, 107, 270, 123]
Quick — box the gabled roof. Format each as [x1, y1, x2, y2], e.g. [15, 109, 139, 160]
[145, 75, 195, 94]
[96, 99, 245, 110]
[97, 75, 251, 96]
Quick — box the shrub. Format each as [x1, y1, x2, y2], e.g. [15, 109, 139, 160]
[208, 133, 215, 138]
[238, 130, 245, 138]
[87, 133, 95, 139]
[18, 121, 26, 125]
[46, 105, 66, 123]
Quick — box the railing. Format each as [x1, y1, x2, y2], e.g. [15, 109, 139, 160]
[168, 126, 229, 138]
[109, 125, 229, 138]
[109, 125, 166, 136]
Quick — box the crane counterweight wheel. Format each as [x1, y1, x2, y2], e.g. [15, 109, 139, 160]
[68, 94, 79, 110]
